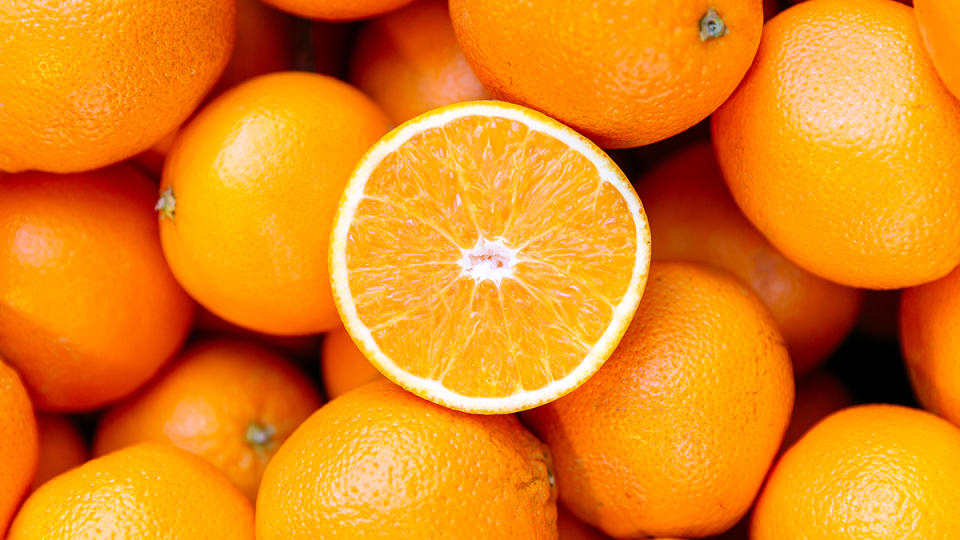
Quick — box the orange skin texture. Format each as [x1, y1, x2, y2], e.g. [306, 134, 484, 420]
[10, 443, 254, 539]
[780, 372, 853, 451]
[0, 0, 234, 173]
[261, 0, 415, 21]
[900, 265, 960, 426]
[0, 166, 195, 411]
[752, 404, 960, 538]
[257, 380, 557, 539]
[558, 505, 609, 540]
[916, 0, 960, 98]
[159, 72, 391, 336]
[193, 307, 322, 360]
[0, 361, 38, 537]
[450, 0, 763, 148]
[93, 339, 321, 500]
[349, 0, 490, 125]
[321, 326, 386, 399]
[637, 142, 862, 376]
[523, 263, 794, 539]
[712, 0, 960, 289]
[30, 414, 88, 492]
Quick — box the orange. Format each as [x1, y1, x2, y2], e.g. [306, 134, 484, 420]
[0, 0, 234, 173]
[193, 307, 323, 360]
[558, 505, 609, 540]
[262, 0, 415, 21]
[330, 101, 651, 413]
[321, 326, 385, 399]
[637, 142, 862, 375]
[450, 0, 763, 148]
[522, 262, 794, 539]
[712, 0, 960, 289]
[350, 0, 489, 124]
[780, 371, 853, 451]
[753, 404, 960, 538]
[900, 265, 960, 426]
[0, 166, 195, 411]
[0, 361, 38, 536]
[256, 380, 556, 539]
[915, 0, 960, 99]
[10, 443, 253, 539]
[159, 72, 390, 336]
[93, 338, 320, 499]
[30, 414, 88, 491]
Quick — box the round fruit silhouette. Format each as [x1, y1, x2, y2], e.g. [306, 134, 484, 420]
[0, 165, 195, 411]
[712, 0, 960, 289]
[257, 380, 556, 539]
[523, 262, 793, 538]
[261, 0, 415, 21]
[94, 339, 321, 499]
[159, 72, 390, 336]
[0, 0, 234, 173]
[451, 0, 763, 147]
[753, 404, 960, 538]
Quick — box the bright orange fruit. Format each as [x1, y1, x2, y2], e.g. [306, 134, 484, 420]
[159, 72, 390, 336]
[30, 414, 88, 492]
[753, 404, 960, 538]
[330, 101, 651, 413]
[350, 0, 489, 124]
[94, 339, 321, 499]
[914, 0, 960, 99]
[0, 0, 235, 173]
[256, 380, 556, 539]
[637, 142, 862, 375]
[10, 444, 254, 539]
[321, 326, 385, 399]
[0, 361, 38, 536]
[261, 0, 415, 21]
[713, 0, 960, 289]
[523, 262, 793, 538]
[0, 166, 195, 411]
[450, 0, 763, 147]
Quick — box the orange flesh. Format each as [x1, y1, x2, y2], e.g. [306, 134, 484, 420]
[345, 115, 637, 399]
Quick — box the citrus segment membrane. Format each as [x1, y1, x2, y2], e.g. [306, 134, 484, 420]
[331, 102, 649, 413]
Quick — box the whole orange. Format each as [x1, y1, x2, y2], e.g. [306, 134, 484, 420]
[450, 0, 763, 148]
[256, 380, 556, 539]
[753, 404, 960, 538]
[0, 166, 195, 411]
[158, 72, 390, 336]
[900, 265, 960, 426]
[262, 0, 415, 21]
[10, 443, 254, 539]
[94, 338, 321, 499]
[913, 0, 960, 98]
[350, 0, 489, 124]
[712, 0, 960, 289]
[637, 142, 862, 375]
[522, 262, 793, 538]
[30, 414, 88, 491]
[0, 361, 38, 536]
[0, 0, 234, 173]
[320, 326, 385, 399]
[780, 372, 853, 451]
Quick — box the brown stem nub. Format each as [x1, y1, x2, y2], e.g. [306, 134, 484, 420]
[699, 8, 728, 42]
[155, 187, 176, 221]
[246, 421, 275, 448]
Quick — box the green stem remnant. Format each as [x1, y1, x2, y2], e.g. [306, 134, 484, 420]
[155, 187, 176, 221]
[699, 7, 728, 42]
[246, 421, 276, 449]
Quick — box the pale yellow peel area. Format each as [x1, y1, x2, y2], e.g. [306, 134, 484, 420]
[344, 114, 637, 400]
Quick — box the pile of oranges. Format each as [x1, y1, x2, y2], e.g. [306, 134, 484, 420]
[1, 0, 960, 537]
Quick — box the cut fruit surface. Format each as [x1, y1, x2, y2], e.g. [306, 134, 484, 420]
[330, 101, 650, 413]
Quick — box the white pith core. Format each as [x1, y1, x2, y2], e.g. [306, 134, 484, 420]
[457, 236, 519, 286]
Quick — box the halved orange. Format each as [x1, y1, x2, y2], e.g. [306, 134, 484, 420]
[329, 101, 650, 413]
